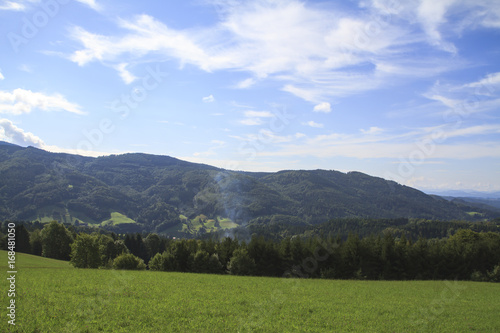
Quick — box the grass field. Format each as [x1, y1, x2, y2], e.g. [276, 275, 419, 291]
[100, 212, 137, 227]
[2, 251, 500, 332]
[177, 215, 239, 235]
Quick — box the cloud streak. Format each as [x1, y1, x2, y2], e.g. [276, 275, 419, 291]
[63, 0, 500, 106]
[0, 1, 27, 11]
[0, 89, 84, 115]
[255, 123, 500, 160]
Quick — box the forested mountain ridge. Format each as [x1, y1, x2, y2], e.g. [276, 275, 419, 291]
[0, 142, 496, 234]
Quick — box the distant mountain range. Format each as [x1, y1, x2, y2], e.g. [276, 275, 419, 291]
[424, 189, 500, 199]
[0, 142, 498, 235]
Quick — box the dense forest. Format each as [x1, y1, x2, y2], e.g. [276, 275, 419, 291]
[1, 143, 498, 239]
[3, 220, 499, 282]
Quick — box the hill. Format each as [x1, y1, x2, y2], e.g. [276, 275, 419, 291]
[0, 142, 496, 235]
[0, 250, 70, 269]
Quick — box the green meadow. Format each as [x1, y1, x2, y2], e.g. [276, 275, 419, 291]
[100, 212, 137, 227]
[2, 251, 500, 332]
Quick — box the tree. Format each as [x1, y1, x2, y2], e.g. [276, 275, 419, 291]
[148, 251, 176, 271]
[216, 237, 239, 269]
[15, 225, 31, 254]
[171, 240, 193, 272]
[40, 221, 73, 260]
[207, 253, 224, 274]
[148, 252, 164, 271]
[192, 250, 210, 273]
[70, 233, 100, 268]
[125, 233, 148, 262]
[227, 248, 256, 276]
[30, 229, 42, 256]
[113, 253, 146, 270]
[97, 234, 116, 266]
[247, 235, 282, 276]
[144, 233, 162, 259]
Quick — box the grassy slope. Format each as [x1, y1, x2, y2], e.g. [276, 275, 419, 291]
[1, 251, 499, 332]
[101, 212, 137, 226]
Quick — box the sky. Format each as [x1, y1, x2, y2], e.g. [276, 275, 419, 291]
[0, 0, 500, 193]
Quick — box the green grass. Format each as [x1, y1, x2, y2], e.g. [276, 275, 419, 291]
[2, 251, 499, 332]
[175, 215, 239, 235]
[467, 211, 484, 217]
[101, 212, 137, 226]
[2, 251, 71, 269]
[31, 206, 99, 225]
[218, 217, 238, 230]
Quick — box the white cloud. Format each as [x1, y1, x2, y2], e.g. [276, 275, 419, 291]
[68, 15, 212, 69]
[0, 88, 84, 115]
[75, 0, 102, 11]
[423, 72, 500, 117]
[202, 94, 215, 103]
[63, 0, 500, 110]
[416, 0, 458, 53]
[466, 72, 500, 89]
[0, 118, 44, 147]
[360, 127, 383, 135]
[303, 121, 323, 128]
[0, 0, 97, 12]
[19, 64, 32, 73]
[430, 124, 500, 140]
[426, 94, 460, 109]
[239, 118, 263, 126]
[235, 129, 295, 144]
[313, 102, 331, 113]
[0, 119, 122, 157]
[115, 63, 137, 84]
[0, 1, 26, 11]
[235, 78, 257, 89]
[244, 111, 273, 118]
[252, 122, 500, 160]
[63, 2, 414, 104]
[369, 0, 500, 51]
[0, 71, 4, 80]
[239, 110, 274, 125]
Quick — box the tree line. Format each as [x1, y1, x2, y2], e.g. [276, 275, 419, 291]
[1, 221, 499, 282]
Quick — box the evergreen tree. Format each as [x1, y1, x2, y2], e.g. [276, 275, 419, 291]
[30, 229, 42, 256]
[15, 225, 31, 254]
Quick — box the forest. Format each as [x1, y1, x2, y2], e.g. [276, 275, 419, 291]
[2, 143, 497, 234]
[3, 220, 500, 282]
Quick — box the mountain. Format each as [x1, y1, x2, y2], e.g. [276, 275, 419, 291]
[440, 197, 500, 212]
[425, 189, 500, 199]
[0, 142, 496, 235]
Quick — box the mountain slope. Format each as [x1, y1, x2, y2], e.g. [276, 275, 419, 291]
[0, 143, 494, 234]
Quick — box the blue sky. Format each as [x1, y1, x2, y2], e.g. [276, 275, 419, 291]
[1, 0, 500, 192]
